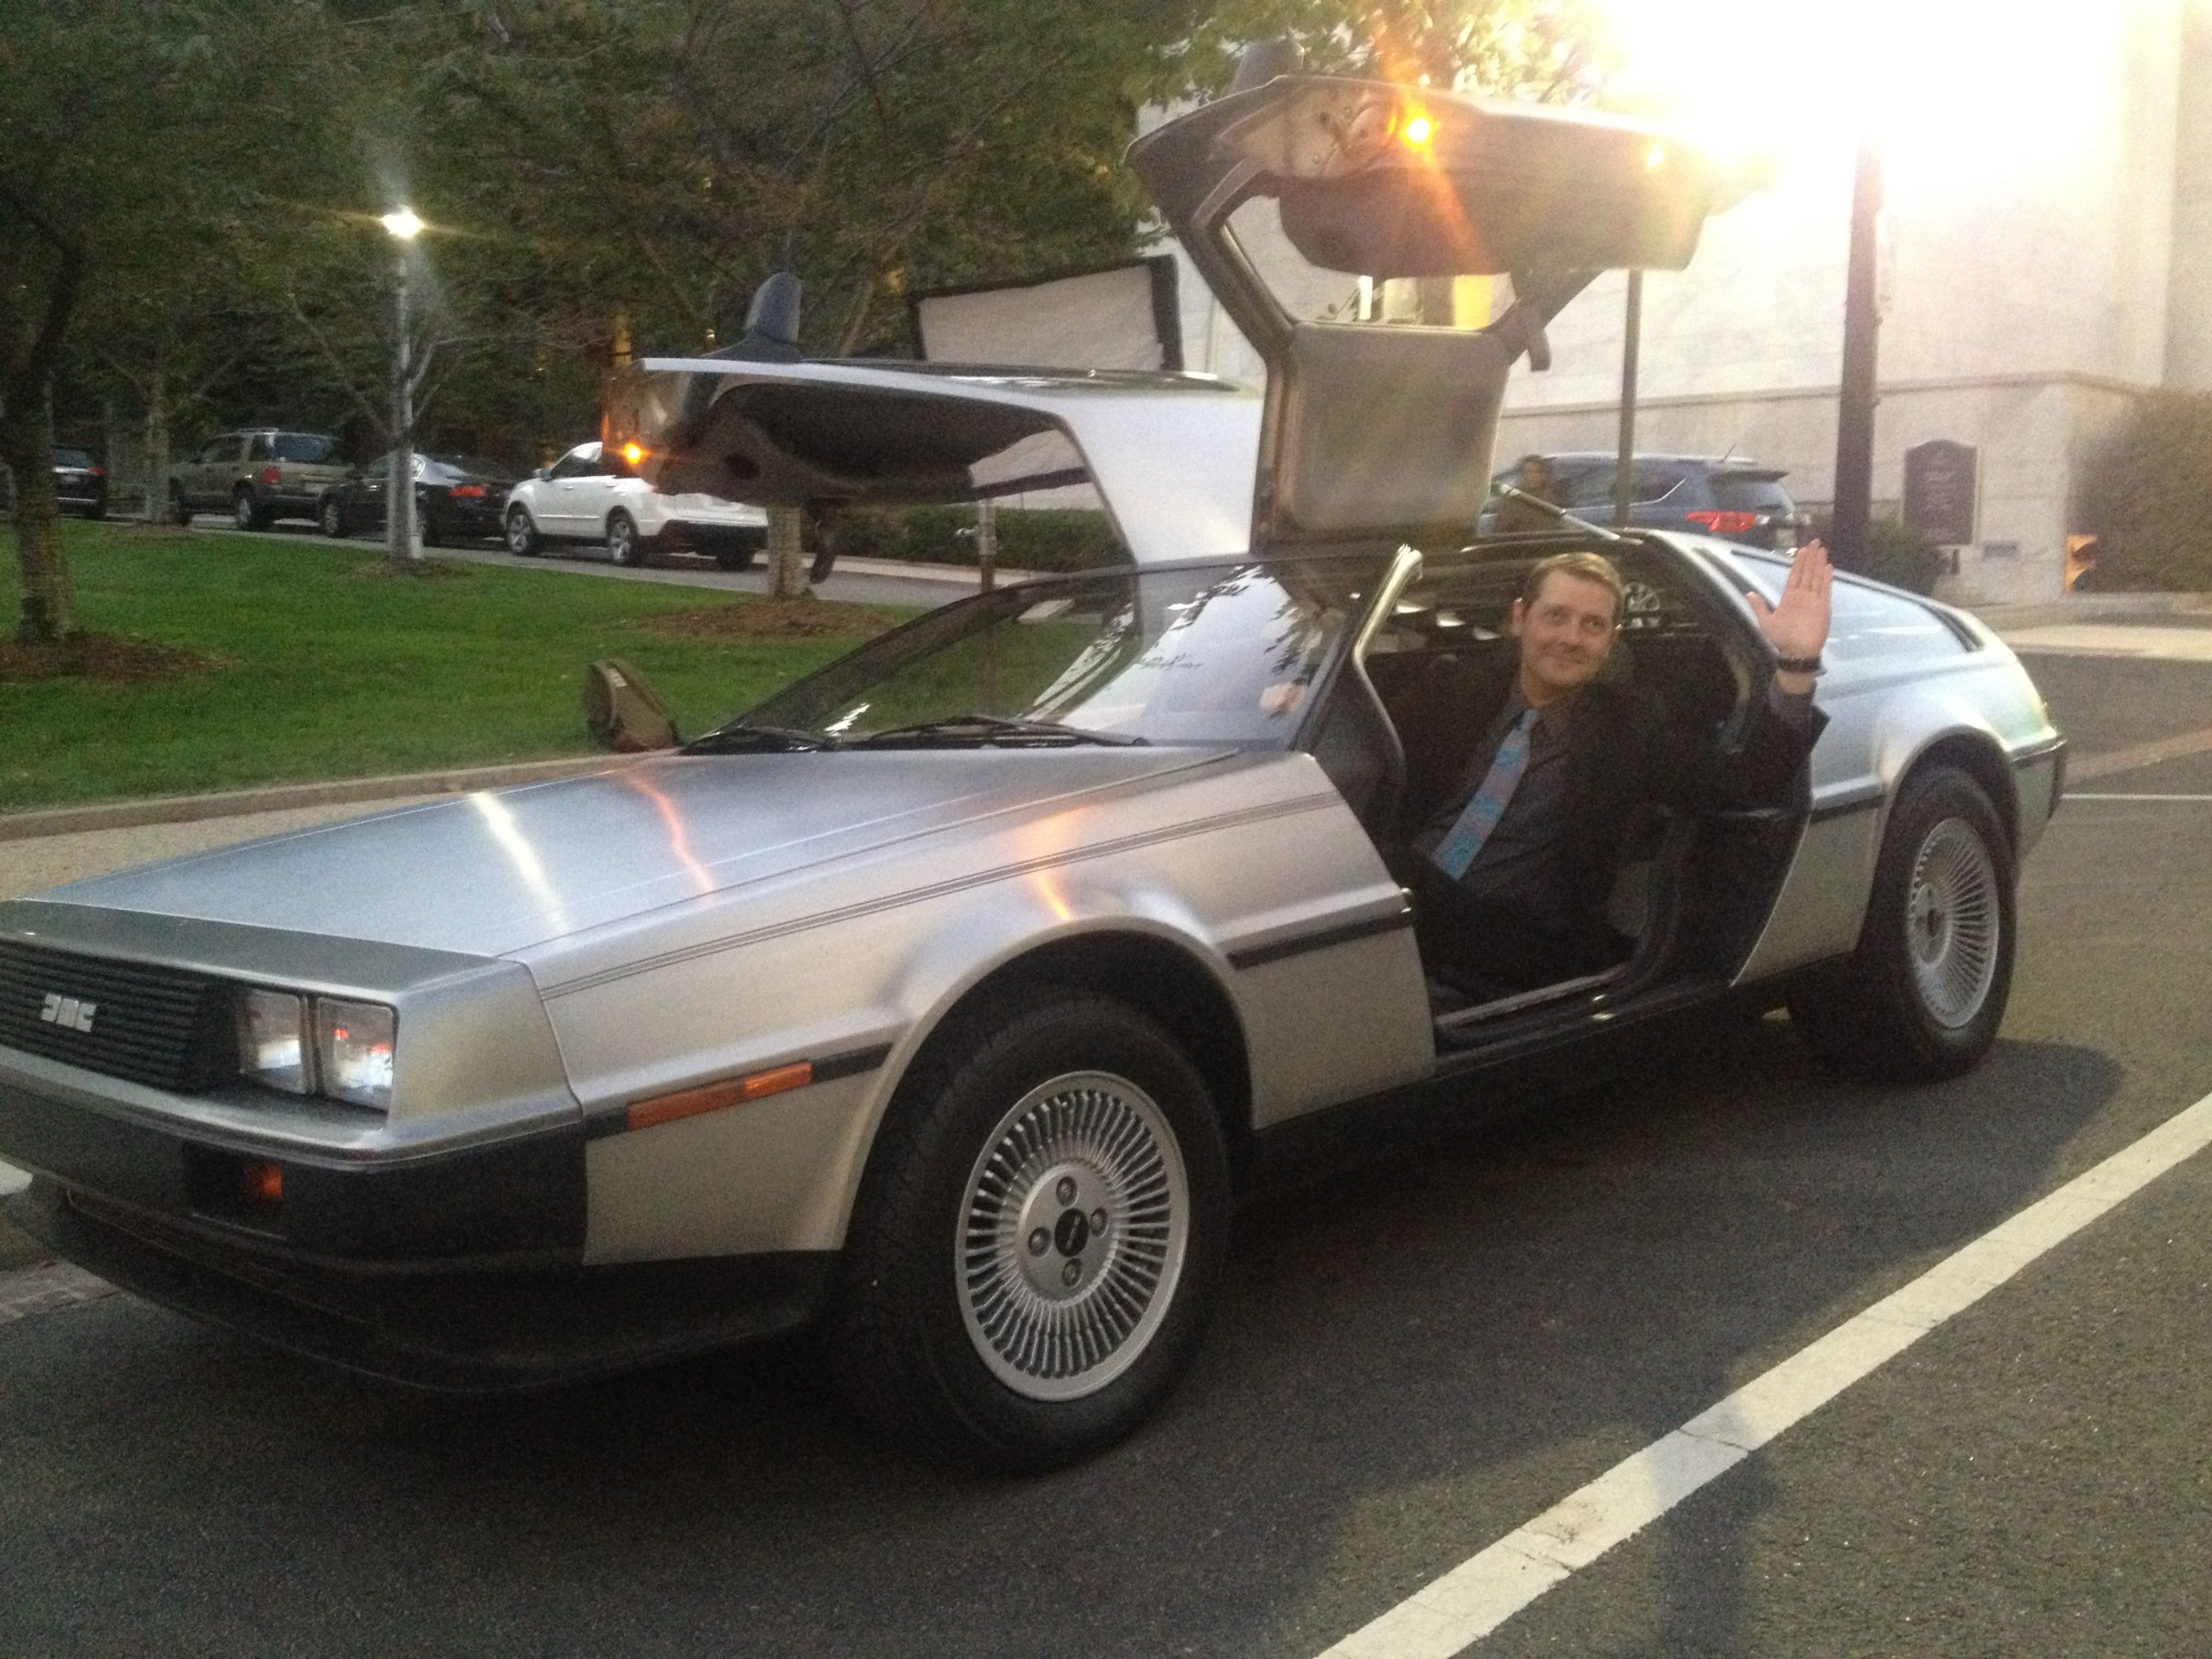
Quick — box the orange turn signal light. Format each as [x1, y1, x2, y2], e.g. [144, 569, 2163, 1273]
[621, 441, 647, 466]
[241, 1161, 284, 1205]
[626, 1061, 813, 1132]
[1401, 113, 1434, 148]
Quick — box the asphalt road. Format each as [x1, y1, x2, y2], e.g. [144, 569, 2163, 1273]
[3, 639, 2210, 1656]
[179, 512, 987, 612]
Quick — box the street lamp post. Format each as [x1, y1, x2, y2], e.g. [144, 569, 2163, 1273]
[1830, 142, 1883, 573]
[380, 207, 422, 562]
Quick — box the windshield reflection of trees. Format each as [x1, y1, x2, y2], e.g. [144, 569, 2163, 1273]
[804, 563, 1363, 745]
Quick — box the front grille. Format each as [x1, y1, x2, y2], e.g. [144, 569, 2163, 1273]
[0, 941, 236, 1091]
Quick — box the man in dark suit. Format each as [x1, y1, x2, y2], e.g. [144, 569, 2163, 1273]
[1401, 542, 1834, 996]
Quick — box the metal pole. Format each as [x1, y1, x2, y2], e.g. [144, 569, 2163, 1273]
[976, 497, 998, 593]
[390, 249, 418, 561]
[1612, 270, 1643, 529]
[1831, 138, 1883, 572]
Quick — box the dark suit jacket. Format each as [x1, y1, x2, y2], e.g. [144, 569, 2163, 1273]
[1401, 651, 1828, 948]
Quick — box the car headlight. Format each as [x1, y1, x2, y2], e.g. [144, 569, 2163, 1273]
[233, 988, 395, 1110]
[237, 989, 311, 1094]
[316, 998, 396, 1111]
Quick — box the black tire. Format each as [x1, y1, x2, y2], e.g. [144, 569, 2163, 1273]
[714, 546, 761, 572]
[504, 505, 541, 557]
[318, 495, 348, 539]
[231, 487, 267, 532]
[85, 502, 106, 522]
[1789, 766, 2015, 1081]
[826, 987, 1231, 1471]
[169, 483, 192, 527]
[606, 509, 647, 567]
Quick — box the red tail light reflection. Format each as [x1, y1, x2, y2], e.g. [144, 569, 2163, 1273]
[1685, 510, 1759, 535]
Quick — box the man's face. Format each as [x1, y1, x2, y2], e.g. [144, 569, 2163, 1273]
[1512, 572, 1618, 701]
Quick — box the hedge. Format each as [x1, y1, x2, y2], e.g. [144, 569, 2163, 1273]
[1809, 512, 1946, 596]
[2075, 391, 2212, 590]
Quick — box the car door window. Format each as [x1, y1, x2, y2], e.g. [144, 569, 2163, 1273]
[198, 437, 236, 465]
[551, 446, 605, 480]
[247, 434, 274, 462]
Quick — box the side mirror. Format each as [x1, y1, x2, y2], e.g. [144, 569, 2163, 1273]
[583, 658, 679, 752]
[536, 465, 552, 482]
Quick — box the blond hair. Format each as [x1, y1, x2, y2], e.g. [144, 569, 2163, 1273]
[1521, 551, 1624, 623]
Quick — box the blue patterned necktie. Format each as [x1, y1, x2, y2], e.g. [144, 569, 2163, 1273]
[1431, 705, 1540, 880]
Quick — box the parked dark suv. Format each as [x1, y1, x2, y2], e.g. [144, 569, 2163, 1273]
[1486, 453, 1810, 550]
[168, 430, 350, 531]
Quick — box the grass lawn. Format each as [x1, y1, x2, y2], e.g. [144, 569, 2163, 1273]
[0, 523, 903, 810]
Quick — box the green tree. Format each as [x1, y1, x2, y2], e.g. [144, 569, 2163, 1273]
[1, 0, 335, 639]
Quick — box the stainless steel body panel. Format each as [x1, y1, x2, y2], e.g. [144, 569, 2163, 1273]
[544, 750, 1432, 1263]
[1734, 622, 2060, 985]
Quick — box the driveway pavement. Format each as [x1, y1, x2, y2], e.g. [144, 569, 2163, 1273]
[180, 513, 1010, 613]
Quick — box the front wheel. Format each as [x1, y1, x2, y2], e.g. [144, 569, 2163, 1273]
[827, 989, 1231, 1471]
[504, 505, 541, 556]
[1789, 766, 2016, 1081]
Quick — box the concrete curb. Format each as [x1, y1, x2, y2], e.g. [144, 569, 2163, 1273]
[1965, 592, 2212, 631]
[0, 754, 623, 843]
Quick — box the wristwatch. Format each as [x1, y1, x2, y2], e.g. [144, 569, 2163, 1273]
[1774, 654, 1824, 674]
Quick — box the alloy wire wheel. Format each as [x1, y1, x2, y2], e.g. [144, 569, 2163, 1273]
[1904, 818, 2001, 1028]
[958, 1070, 1190, 1401]
[232, 489, 258, 531]
[827, 989, 1230, 1470]
[1788, 764, 2015, 1081]
[319, 496, 346, 538]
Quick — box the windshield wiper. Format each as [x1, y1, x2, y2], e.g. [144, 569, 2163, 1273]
[682, 723, 841, 754]
[852, 715, 1147, 748]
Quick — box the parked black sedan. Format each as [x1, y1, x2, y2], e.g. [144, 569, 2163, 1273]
[0, 447, 108, 518]
[321, 452, 520, 545]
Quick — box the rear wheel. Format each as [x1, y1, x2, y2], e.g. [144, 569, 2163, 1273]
[168, 483, 192, 526]
[504, 505, 541, 556]
[606, 509, 646, 567]
[1789, 766, 2015, 1080]
[318, 495, 348, 538]
[827, 988, 1231, 1471]
[231, 487, 267, 532]
[714, 545, 761, 572]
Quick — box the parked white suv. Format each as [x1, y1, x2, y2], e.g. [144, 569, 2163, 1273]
[502, 441, 769, 569]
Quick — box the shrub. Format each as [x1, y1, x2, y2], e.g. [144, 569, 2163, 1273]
[823, 504, 1128, 573]
[1809, 513, 1947, 595]
[2075, 390, 2212, 590]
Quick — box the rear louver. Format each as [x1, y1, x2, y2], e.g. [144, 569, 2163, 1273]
[0, 941, 236, 1091]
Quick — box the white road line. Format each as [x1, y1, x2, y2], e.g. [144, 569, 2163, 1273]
[1316, 1089, 2212, 1659]
[2064, 792, 2212, 802]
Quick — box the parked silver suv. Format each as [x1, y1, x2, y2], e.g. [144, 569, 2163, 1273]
[168, 430, 350, 531]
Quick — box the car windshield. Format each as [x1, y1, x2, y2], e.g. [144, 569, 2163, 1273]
[731, 556, 1386, 747]
[274, 434, 337, 463]
[51, 448, 93, 468]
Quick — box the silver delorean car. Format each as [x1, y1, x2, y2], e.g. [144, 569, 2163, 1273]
[0, 77, 2062, 1469]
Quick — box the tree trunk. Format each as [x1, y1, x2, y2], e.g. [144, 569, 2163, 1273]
[767, 505, 806, 598]
[5, 392, 73, 641]
[143, 355, 171, 523]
